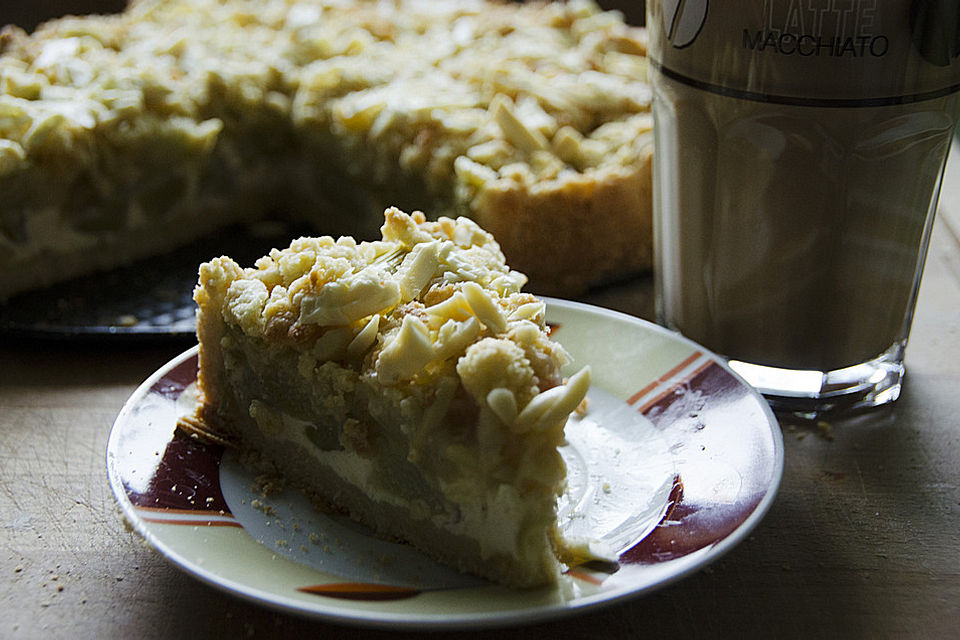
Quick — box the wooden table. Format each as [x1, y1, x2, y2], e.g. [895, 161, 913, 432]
[2, 90, 959, 640]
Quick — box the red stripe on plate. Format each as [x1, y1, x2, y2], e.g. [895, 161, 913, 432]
[636, 358, 713, 416]
[627, 351, 703, 406]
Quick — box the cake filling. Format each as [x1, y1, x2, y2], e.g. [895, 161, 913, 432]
[192, 208, 591, 587]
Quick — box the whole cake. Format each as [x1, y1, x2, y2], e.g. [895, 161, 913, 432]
[190, 208, 592, 587]
[0, 0, 653, 300]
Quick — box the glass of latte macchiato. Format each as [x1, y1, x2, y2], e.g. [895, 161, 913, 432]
[647, 0, 960, 414]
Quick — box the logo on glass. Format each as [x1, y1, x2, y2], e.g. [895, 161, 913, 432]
[662, 0, 709, 49]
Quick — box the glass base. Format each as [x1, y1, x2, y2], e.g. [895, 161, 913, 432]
[726, 342, 906, 418]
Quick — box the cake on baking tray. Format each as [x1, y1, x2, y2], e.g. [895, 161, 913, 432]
[0, 0, 653, 300]
[189, 207, 592, 588]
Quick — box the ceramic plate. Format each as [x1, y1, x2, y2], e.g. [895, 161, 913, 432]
[106, 299, 783, 629]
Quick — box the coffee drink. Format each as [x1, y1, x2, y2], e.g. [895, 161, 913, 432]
[647, 0, 960, 406]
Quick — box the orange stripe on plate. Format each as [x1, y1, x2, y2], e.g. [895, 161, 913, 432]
[298, 582, 422, 601]
[135, 506, 233, 516]
[565, 569, 605, 586]
[636, 358, 714, 415]
[140, 518, 243, 527]
[627, 351, 703, 406]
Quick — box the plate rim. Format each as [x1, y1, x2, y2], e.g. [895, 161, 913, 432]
[106, 298, 784, 630]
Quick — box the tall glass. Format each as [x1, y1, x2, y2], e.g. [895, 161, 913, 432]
[646, 0, 960, 414]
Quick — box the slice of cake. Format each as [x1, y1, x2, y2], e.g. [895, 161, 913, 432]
[0, 0, 652, 301]
[191, 207, 591, 588]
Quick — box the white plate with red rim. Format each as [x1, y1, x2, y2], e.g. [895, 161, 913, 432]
[106, 298, 783, 630]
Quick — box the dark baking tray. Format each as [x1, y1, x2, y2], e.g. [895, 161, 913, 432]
[0, 221, 310, 341]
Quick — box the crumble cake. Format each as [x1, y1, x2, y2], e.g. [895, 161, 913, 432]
[0, 0, 653, 300]
[191, 208, 592, 588]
